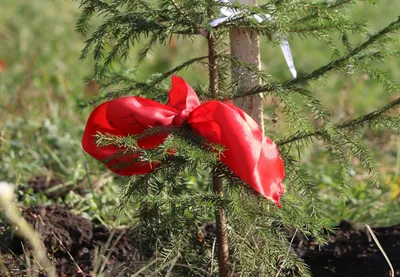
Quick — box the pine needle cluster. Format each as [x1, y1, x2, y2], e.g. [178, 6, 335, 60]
[76, 0, 400, 276]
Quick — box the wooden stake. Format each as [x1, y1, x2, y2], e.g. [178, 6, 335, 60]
[230, 0, 264, 130]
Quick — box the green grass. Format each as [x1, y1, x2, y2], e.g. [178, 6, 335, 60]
[0, 0, 127, 226]
[0, 0, 399, 247]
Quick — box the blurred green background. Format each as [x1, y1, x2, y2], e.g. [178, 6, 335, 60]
[0, 0, 399, 227]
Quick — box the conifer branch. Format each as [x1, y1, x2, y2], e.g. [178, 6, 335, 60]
[277, 94, 400, 147]
[169, 0, 197, 27]
[236, 16, 400, 99]
[295, 0, 354, 25]
[338, 95, 400, 130]
[357, 64, 400, 93]
[287, 16, 400, 85]
[78, 55, 208, 109]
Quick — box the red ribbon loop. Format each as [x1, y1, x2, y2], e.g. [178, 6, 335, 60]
[82, 76, 285, 206]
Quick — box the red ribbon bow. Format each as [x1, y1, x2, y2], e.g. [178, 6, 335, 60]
[82, 76, 285, 206]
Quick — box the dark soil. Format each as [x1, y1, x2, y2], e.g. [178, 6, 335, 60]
[1, 205, 399, 277]
[0, 205, 150, 277]
[24, 175, 84, 199]
[293, 220, 400, 277]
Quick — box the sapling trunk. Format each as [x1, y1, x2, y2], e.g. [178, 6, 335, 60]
[213, 174, 230, 277]
[208, 30, 231, 277]
[208, 1, 262, 275]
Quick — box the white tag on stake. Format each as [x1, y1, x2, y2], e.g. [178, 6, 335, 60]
[209, 0, 297, 78]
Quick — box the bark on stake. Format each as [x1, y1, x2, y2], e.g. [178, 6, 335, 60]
[230, 0, 264, 129]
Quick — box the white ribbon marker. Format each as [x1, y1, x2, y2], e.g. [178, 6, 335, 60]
[209, 0, 297, 78]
